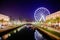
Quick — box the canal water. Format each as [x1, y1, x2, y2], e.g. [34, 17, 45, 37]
[6, 25, 53, 40]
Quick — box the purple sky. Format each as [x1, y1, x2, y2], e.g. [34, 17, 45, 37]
[0, 0, 60, 21]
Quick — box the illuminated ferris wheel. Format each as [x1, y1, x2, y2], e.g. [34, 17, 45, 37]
[34, 7, 50, 22]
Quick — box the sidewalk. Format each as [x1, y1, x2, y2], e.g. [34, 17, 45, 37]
[47, 27, 60, 33]
[0, 26, 18, 33]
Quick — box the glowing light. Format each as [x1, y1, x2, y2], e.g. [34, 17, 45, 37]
[17, 27, 24, 32]
[8, 34, 11, 37]
[17, 28, 21, 32]
[34, 7, 50, 22]
[13, 30, 16, 33]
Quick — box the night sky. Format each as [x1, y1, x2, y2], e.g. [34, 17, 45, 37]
[0, 0, 60, 21]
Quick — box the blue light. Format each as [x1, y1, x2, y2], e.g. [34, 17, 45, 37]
[34, 7, 50, 22]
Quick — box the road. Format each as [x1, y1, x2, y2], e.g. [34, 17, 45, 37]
[2, 24, 53, 40]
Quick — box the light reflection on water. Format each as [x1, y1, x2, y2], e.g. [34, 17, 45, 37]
[34, 30, 47, 40]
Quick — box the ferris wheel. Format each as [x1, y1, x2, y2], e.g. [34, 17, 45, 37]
[34, 7, 50, 22]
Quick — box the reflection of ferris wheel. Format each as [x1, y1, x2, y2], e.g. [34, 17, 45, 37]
[34, 7, 50, 22]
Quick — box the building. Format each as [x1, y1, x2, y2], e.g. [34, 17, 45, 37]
[45, 11, 60, 28]
[0, 14, 10, 21]
[46, 11, 60, 20]
[0, 14, 10, 27]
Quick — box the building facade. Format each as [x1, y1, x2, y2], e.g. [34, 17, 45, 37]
[0, 14, 10, 21]
[46, 11, 60, 20]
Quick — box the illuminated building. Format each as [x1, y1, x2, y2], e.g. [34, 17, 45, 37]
[46, 11, 60, 20]
[46, 11, 60, 28]
[0, 14, 10, 27]
[0, 14, 10, 21]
